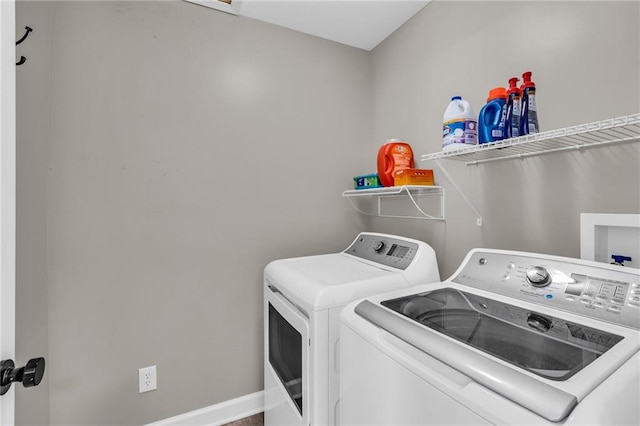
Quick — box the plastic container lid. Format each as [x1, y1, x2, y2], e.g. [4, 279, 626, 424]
[507, 78, 520, 95]
[451, 96, 462, 101]
[487, 87, 508, 102]
[521, 71, 535, 89]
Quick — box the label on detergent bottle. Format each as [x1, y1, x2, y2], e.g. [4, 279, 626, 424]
[511, 98, 521, 138]
[391, 145, 412, 168]
[443, 119, 477, 148]
[491, 105, 507, 139]
[527, 89, 539, 133]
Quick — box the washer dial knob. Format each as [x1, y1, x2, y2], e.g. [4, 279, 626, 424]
[526, 266, 552, 287]
[373, 241, 386, 253]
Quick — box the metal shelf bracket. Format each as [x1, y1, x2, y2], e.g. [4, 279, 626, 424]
[434, 160, 482, 226]
[343, 186, 445, 220]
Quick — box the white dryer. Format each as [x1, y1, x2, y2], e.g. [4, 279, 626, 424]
[264, 232, 440, 426]
[340, 249, 640, 425]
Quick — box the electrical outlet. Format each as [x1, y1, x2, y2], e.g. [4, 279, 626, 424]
[139, 365, 157, 393]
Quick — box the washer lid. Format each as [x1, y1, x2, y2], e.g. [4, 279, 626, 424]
[381, 288, 622, 382]
[264, 253, 409, 310]
[354, 282, 640, 423]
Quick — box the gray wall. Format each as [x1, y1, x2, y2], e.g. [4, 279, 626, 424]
[16, 1, 51, 425]
[367, 0, 640, 278]
[16, 1, 369, 424]
[14, 1, 640, 425]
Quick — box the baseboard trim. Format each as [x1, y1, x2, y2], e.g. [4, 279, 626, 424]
[148, 390, 264, 426]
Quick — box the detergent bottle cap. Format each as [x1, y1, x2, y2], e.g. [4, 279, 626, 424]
[487, 87, 507, 102]
[521, 71, 535, 89]
[451, 96, 462, 101]
[507, 77, 520, 95]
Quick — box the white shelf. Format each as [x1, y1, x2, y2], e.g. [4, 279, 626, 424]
[342, 185, 445, 220]
[421, 113, 640, 166]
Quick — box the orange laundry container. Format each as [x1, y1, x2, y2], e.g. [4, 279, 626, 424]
[377, 140, 414, 187]
[393, 169, 434, 186]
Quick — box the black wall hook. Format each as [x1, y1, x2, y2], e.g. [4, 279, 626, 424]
[16, 26, 33, 66]
[16, 26, 32, 46]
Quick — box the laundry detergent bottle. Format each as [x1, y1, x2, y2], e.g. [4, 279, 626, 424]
[442, 96, 477, 151]
[478, 87, 508, 144]
[377, 139, 414, 187]
[519, 71, 539, 135]
[505, 77, 521, 139]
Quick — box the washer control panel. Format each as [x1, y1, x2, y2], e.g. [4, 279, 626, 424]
[344, 233, 419, 270]
[452, 250, 640, 329]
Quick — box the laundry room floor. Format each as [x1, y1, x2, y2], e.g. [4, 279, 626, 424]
[222, 412, 263, 426]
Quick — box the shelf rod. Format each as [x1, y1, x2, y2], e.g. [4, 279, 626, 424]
[434, 160, 482, 226]
[345, 197, 376, 217]
[400, 188, 444, 220]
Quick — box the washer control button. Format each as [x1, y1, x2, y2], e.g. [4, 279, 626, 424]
[607, 306, 622, 313]
[580, 299, 592, 306]
[526, 266, 552, 287]
[373, 241, 385, 253]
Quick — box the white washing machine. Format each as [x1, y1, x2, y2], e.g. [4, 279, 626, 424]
[264, 232, 440, 426]
[340, 248, 640, 425]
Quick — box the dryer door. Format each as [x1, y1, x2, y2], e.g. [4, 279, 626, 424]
[265, 284, 309, 426]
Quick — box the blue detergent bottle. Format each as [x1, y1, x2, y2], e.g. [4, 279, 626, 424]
[478, 87, 508, 144]
[519, 71, 539, 135]
[505, 77, 521, 139]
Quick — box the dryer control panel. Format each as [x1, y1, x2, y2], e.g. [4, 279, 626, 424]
[344, 233, 419, 270]
[452, 250, 640, 329]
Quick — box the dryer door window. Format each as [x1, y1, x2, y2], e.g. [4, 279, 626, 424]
[269, 303, 303, 414]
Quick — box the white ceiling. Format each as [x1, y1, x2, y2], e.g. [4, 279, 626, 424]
[185, 0, 431, 51]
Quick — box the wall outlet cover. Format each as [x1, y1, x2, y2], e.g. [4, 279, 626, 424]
[139, 365, 157, 393]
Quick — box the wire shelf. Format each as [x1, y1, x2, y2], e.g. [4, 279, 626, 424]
[421, 113, 640, 166]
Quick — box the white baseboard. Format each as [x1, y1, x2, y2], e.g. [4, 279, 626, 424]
[148, 390, 264, 426]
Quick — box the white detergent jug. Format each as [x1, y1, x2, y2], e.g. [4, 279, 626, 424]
[442, 96, 477, 151]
